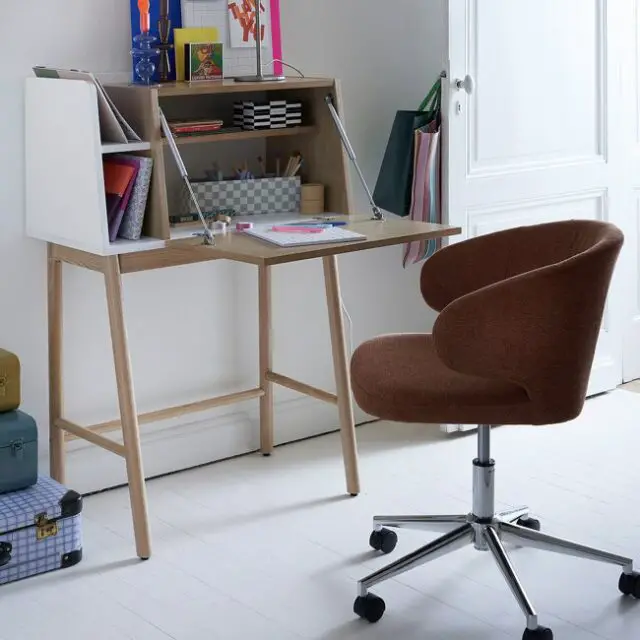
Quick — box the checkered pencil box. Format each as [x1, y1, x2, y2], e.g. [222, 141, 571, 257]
[184, 177, 301, 216]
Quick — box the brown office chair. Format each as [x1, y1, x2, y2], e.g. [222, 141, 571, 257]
[349, 220, 639, 640]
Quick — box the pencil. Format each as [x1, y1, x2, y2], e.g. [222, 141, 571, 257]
[290, 160, 302, 177]
[284, 156, 293, 177]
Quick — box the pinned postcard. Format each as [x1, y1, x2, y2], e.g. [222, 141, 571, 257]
[228, 0, 270, 48]
[185, 42, 224, 81]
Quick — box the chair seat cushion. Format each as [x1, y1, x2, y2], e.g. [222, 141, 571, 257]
[351, 334, 532, 425]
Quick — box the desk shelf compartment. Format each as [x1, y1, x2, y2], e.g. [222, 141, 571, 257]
[25, 77, 164, 256]
[26, 76, 353, 256]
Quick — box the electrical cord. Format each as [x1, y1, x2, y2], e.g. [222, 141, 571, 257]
[261, 58, 305, 78]
[340, 296, 354, 356]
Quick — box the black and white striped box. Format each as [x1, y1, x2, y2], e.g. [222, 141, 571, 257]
[234, 100, 304, 130]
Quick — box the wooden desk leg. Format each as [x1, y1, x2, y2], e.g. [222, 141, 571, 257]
[322, 255, 360, 496]
[104, 256, 151, 560]
[48, 245, 65, 483]
[259, 264, 274, 455]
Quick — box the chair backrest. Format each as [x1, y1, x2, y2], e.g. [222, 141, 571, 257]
[431, 219, 624, 424]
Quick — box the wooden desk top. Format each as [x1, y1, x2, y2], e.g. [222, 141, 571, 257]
[108, 76, 337, 98]
[118, 217, 461, 273]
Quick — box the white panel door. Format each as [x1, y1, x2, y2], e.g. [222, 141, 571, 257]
[446, 0, 629, 397]
[622, 0, 640, 381]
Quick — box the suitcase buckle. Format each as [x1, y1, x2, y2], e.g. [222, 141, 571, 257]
[35, 513, 59, 541]
[10, 439, 24, 460]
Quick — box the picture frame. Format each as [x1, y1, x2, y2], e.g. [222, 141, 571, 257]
[185, 42, 224, 82]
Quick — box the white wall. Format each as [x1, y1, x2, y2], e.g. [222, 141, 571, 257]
[2, 0, 446, 494]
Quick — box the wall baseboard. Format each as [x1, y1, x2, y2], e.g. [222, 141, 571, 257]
[44, 395, 360, 495]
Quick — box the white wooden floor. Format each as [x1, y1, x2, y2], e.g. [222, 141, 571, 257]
[2, 390, 640, 639]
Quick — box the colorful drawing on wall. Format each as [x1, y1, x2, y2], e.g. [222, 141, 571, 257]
[186, 42, 224, 82]
[129, 0, 183, 83]
[227, 0, 270, 48]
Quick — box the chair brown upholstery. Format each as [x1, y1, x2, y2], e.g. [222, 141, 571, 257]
[351, 219, 624, 427]
[348, 220, 639, 640]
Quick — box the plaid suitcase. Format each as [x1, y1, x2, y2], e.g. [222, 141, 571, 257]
[0, 475, 82, 586]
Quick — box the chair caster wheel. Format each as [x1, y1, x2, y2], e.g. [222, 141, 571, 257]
[354, 593, 385, 623]
[369, 528, 397, 554]
[618, 571, 640, 598]
[517, 517, 541, 531]
[522, 626, 553, 639]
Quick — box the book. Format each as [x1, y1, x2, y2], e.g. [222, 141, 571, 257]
[173, 27, 220, 82]
[169, 119, 224, 135]
[185, 42, 224, 82]
[113, 155, 154, 241]
[102, 160, 137, 242]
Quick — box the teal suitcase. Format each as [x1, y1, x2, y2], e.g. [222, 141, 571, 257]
[0, 410, 38, 493]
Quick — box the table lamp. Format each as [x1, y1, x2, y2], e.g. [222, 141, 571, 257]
[234, 0, 285, 82]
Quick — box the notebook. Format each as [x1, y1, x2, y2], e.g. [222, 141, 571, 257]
[113, 155, 154, 240]
[102, 160, 137, 241]
[244, 224, 367, 247]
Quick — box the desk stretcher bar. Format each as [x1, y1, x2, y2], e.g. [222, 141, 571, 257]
[61, 373, 337, 444]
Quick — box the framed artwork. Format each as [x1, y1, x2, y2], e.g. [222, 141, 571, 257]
[185, 42, 224, 82]
[228, 0, 268, 48]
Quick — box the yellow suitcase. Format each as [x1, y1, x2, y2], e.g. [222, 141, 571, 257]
[0, 349, 20, 413]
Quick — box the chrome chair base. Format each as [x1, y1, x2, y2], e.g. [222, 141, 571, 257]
[354, 426, 639, 639]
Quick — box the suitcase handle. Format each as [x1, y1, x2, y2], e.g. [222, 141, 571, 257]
[0, 541, 12, 567]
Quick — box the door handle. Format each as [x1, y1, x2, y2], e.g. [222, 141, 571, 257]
[455, 75, 474, 94]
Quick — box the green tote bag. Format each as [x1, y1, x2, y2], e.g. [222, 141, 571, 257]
[372, 79, 442, 217]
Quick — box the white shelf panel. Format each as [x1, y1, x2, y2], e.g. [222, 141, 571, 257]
[106, 237, 166, 255]
[102, 141, 151, 154]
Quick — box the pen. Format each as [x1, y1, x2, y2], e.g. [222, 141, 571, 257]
[290, 221, 347, 228]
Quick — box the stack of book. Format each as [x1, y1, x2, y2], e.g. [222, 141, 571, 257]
[166, 119, 224, 138]
[102, 155, 154, 242]
[234, 100, 303, 130]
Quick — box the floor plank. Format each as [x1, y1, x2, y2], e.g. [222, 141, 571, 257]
[2, 390, 640, 638]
